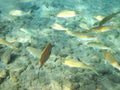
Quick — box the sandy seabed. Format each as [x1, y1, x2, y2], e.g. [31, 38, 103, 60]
[0, 0, 120, 90]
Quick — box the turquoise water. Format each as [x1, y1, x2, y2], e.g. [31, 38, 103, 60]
[0, 0, 120, 90]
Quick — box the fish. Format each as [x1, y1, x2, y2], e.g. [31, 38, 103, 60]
[75, 34, 97, 41]
[26, 46, 41, 58]
[62, 58, 99, 75]
[81, 26, 112, 33]
[57, 10, 76, 18]
[40, 43, 52, 68]
[83, 24, 120, 34]
[87, 42, 111, 50]
[20, 28, 39, 38]
[79, 23, 89, 30]
[90, 25, 120, 33]
[98, 10, 120, 27]
[103, 50, 120, 71]
[51, 23, 68, 30]
[9, 10, 31, 16]
[19, 0, 33, 2]
[91, 26, 112, 33]
[0, 38, 17, 49]
[66, 30, 97, 41]
[94, 15, 104, 21]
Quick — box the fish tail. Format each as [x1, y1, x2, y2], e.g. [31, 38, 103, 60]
[89, 66, 99, 75]
[27, 10, 31, 15]
[66, 30, 73, 35]
[92, 68, 99, 75]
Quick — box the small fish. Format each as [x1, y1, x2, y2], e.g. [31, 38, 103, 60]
[103, 50, 120, 71]
[40, 43, 52, 68]
[0, 38, 17, 49]
[19, 0, 33, 2]
[79, 23, 89, 30]
[91, 26, 112, 33]
[76, 34, 97, 41]
[9, 10, 31, 16]
[26, 46, 41, 58]
[51, 23, 68, 30]
[98, 10, 120, 27]
[57, 10, 76, 18]
[20, 28, 39, 38]
[66, 30, 97, 41]
[79, 26, 112, 34]
[87, 42, 111, 50]
[92, 25, 120, 33]
[94, 15, 104, 21]
[112, 25, 120, 30]
[62, 58, 99, 75]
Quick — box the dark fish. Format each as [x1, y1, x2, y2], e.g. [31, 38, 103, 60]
[99, 10, 120, 27]
[40, 43, 52, 68]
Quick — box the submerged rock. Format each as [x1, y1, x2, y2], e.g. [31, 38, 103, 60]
[0, 69, 7, 79]
[1, 48, 12, 64]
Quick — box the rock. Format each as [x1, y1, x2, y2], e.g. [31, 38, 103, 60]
[1, 48, 12, 64]
[71, 83, 80, 90]
[0, 69, 7, 79]
[9, 70, 19, 83]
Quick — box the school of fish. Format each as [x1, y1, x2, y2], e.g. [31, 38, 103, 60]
[0, 9, 120, 76]
[54, 10, 120, 74]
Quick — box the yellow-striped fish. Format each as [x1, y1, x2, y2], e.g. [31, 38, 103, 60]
[57, 10, 76, 18]
[9, 10, 31, 16]
[94, 15, 104, 21]
[0, 38, 17, 49]
[51, 23, 68, 30]
[81, 26, 113, 33]
[62, 58, 99, 75]
[87, 25, 120, 33]
[66, 30, 97, 41]
[103, 50, 120, 71]
[91, 26, 112, 33]
[87, 42, 111, 50]
[26, 46, 41, 58]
